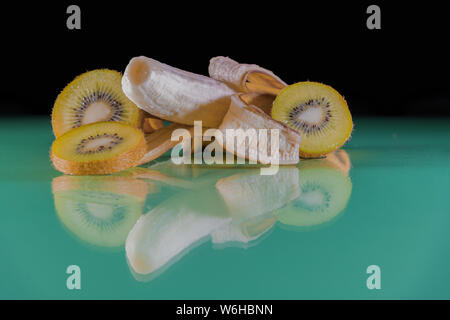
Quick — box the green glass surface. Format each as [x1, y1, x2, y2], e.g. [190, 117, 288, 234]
[0, 117, 449, 300]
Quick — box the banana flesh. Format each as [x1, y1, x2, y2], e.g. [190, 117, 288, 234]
[122, 56, 300, 166]
[208, 56, 286, 94]
[218, 94, 301, 165]
[122, 56, 236, 127]
[138, 123, 193, 165]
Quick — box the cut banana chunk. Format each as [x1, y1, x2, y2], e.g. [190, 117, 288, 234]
[138, 123, 194, 165]
[208, 56, 286, 94]
[142, 117, 164, 133]
[218, 94, 301, 165]
[122, 56, 236, 127]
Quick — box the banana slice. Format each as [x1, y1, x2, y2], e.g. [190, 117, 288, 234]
[142, 117, 164, 133]
[217, 94, 301, 165]
[208, 56, 286, 95]
[138, 123, 194, 165]
[122, 56, 236, 127]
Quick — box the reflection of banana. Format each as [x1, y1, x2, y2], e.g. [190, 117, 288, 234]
[125, 188, 231, 277]
[275, 150, 352, 228]
[212, 167, 300, 247]
[211, 213, 277, 249]
[52, 175, 149, 247]
[125, 165, 302, 280]
[216, 167, 300, 221]
[326, 149, 351, 175]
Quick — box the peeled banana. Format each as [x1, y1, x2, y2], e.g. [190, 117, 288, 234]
[122, 56, 236, 127]
[218, 94, 301, 165]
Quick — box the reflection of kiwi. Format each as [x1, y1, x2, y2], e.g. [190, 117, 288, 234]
[52, 69, 144, 137]
[300, 150, 351, 175]
[50, 121, 146, 175]
[275, 163, 352, 228]
[52, 175, 146, 247]
[272, 82, 353, 158]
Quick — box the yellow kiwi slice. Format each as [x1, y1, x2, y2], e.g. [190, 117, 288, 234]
[52, 69, 144, 137]
[272, 81, 353, 158]
[51, 121, 146, 175]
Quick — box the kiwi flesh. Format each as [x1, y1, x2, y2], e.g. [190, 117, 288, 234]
[272, 81, 353, 158]
[274, 160, 352, 228]
[50, 121, 146, 175]
[52, 69, 144, 137]
[52, 175, 146, 247]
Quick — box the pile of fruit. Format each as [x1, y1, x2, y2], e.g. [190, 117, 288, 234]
[50, 56, 353, 175]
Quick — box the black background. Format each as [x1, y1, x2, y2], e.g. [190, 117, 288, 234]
[1, 1, 449, 116]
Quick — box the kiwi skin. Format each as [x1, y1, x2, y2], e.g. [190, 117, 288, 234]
[50, 122, 147, 175]
[272, 81, 353, 159]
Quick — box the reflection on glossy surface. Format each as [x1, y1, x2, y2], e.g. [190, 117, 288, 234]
[122, 151, 352, 281]
[52, 175, 149, 247]
[4, 117, 450, 299]
[275, 151, 352, 228]
[51, 151, 352, 281]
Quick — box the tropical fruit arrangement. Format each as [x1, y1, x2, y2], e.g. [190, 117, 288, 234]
[51, 150, 352, 279]
[50, 57, 353, 175]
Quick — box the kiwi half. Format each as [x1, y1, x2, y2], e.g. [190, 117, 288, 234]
[52, 175, 146, 247]
[52, 69, 144, 137]
[272, 81, 353, 158]
[50, 121, 146, 175]
[275, 159, 352, 228]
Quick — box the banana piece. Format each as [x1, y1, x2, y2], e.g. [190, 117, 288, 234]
[217, 94, 301, 165]
[122, 56, 236, 127]
[138, 123, 194, 165]
[142, 117, 164, 133]
[208, 56, 286, 95]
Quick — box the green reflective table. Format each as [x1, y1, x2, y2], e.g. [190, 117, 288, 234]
[0, 117, 449, 299]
